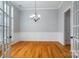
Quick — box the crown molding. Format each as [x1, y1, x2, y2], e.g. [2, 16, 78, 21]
[11, 1, 64, 11]
[57, 1, 64, 9]
[19, 8, 59, 11]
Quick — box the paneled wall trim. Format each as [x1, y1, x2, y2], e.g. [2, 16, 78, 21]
[14, 32, 64, 45]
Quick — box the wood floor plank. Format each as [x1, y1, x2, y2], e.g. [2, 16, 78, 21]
[11, 41, 71, 58]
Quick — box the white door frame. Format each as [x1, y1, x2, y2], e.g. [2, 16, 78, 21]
[63, 6, 72, 45]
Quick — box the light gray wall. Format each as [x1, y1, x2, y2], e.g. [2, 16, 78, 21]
[20, 9, 59, 32]
[14, 7, 20, 33]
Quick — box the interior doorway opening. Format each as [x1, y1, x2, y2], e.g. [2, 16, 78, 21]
[64, 8, 71, 50]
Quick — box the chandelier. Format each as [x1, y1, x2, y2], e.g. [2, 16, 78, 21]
[30, 0, 40, 22]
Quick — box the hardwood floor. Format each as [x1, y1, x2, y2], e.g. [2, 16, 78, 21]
[0, 48, 2, 57]
[11, 41, 71, 58]
[64, 44, 71, 50]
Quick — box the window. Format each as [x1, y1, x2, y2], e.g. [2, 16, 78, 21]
[11, 6, 14, 18]
[4, 2, 7, 13]
[6, 4, 10, 15]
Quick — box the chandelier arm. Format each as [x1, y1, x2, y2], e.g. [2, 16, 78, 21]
[35, 0, 37, 15]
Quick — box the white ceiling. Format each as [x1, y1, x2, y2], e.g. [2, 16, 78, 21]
[11, 1, 63, 10]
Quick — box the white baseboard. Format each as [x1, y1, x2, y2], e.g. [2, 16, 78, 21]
[19, 39, 58, 41]
[11, 40, 20, 45]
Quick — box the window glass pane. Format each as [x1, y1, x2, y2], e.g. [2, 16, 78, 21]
[0, 14, 3, 25]
[0, 11, 2, 57]
[6, 4, 9, 15]
[76, 12, 78, 25]
[78, 42, 79, 56]
[73, 27, 75, 38]
[0, 9, 3, 15]
[77, 1, 79, 11]
[0, 10, 2, 14]
[4, 28, 7, 44]
[73, 14, 76, 26]
[0, 1, 3, 14]
[0, 24, 3, 40]
[3, 15, 7, 45]
[78, 11, 79, 24]
[6, 27, 9, 44]
[11, 6, 14, 18]
[4, 2, 6, 13]
[7, 16, 9, 27]
[78, 27, 79, 40]
[73, 27, 77, 38]
[73, 2, 77, 14]
[0, 31, 2, 56]
[0, 1, 3, 9]
[76, 27, 78, 39]
[4, 15, 6, 26]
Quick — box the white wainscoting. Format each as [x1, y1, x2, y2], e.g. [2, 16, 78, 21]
[14, 32, 64, 45]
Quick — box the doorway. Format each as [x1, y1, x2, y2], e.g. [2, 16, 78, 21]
[64, 8, 71, 50]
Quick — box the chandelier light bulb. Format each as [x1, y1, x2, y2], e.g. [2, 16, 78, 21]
[30, 15, 32, 18]
[30, 14, 40, 18]
[32, 14, 35, 17]
[38, 15, 40, 18]
[30, 14, 35, 18]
